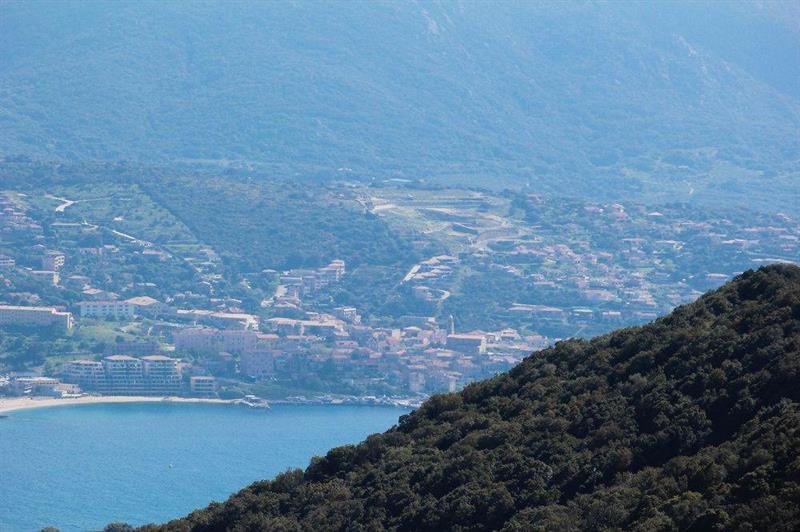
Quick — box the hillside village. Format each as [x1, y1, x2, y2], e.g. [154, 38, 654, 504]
[0, 182, 797, 403]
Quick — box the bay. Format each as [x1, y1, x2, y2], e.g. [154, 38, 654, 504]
[0, 402, 408, 531]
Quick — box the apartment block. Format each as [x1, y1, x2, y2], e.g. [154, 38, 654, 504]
[189, 376, 217, 396]
[142, 355, 182, 395]
[29, 269, 59, 286]
[42, 250, 66, 271]
[174, 328, 257, 355]
[79, 301, 136, 320]
[333, 306, 361, 324]
[63, 355, 183, 395]
[446, 333, 487, 355]
[7, 376, 65, 397]
[0, 254, 16, 269]
[64, 359, 107, 389]
[102, 355, 146, 395]
[240, 350, 276, 380]
[0, 304, 73, 331]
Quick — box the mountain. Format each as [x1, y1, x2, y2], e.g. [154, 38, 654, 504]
[1, 1, 799, 209]
[142, 264, 800, 531]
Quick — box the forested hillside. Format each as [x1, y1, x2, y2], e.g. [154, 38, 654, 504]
[140, 175, 422, 272]
[0, 162, 423, 274]
[2, 1, 799, 209]
[145, 264, 800, 531]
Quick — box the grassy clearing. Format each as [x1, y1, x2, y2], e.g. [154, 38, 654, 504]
[23, 183, 197, 245]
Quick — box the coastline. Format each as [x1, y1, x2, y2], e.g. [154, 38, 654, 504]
[0, 395, 235, 414]
[0, 395, 420, 414]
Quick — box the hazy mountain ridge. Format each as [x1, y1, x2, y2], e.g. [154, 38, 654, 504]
[143, 264, 800, 531]
[1, 1, 798, 208]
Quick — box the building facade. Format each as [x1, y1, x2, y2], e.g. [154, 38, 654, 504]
[174, 328, 257, 354]
[446, 333, 487, 355]
[64, 355, 182, 395]
[240, 350, 276, 380]
[102, 355, 146, 395]
[64, 359, 107, 389]
[42, 250, 66, 271]
[79, 301, 136, 320]
[0, 304, 73, 331]
[189, 376, 217, 396]
[0, 254, 16, 269]
[29, 269, 59, 286]
[142, 355, 182, 395]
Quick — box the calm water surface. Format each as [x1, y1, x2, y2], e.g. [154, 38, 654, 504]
[0, 402, 408, 531]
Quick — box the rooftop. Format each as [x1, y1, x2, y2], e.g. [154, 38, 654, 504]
[104, 355, 139, 361]
[0, 304, 66, 313]
[125, 296, 161, 306]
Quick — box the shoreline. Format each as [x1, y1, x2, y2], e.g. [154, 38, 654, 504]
[0, 395, 420, 414]
[0, 395, 235, 414]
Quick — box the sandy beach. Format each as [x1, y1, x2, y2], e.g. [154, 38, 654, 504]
[0, 395, 235, 414]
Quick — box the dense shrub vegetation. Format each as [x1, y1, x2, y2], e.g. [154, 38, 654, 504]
[141, 175, 420, 272]
[0, 162, 421, 275]
[144, 265, 800, 531]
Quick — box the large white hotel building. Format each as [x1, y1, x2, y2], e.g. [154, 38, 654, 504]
[64, 355, 187, 396]
[0, 304, 73, 331]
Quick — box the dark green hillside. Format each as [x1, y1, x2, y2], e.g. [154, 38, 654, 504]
[141, 175, 421, 272]
[2, 2, 798, 208]
[144, 264, 800, 531]
[0, 162, 423, 274]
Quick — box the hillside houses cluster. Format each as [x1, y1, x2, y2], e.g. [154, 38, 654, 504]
[28, 296, 543, 397]
[170, 309, 545, 395]
[0, 196, 42, 235]
[1, 240, 541, 396]
[268, 260, 346, 310]
[2, 185, 798, 401]
[402, 255, 457, 302]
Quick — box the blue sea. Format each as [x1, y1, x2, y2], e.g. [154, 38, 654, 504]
[0, 402, 409, 531]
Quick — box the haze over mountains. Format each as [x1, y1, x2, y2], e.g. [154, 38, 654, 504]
[1, 1, 798, 209]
